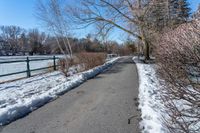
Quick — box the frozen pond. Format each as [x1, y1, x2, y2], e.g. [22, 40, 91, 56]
[0, 55, 64, 83]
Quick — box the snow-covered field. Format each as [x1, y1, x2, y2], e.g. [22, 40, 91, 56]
[0, 57, 119, 125]
[133, 57, 167, 133]
[0, 55, 64, 82]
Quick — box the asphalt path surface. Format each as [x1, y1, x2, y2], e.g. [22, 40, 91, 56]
[0, 56, 140, 133]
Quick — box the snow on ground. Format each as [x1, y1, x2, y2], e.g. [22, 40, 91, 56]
[0, 57, 119, 126]
[133, 57, 168, 133]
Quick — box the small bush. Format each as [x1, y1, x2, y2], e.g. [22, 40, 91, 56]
[47, 62, 54, 72]
[58, 58, 72, 76]
[58, 52, 106, 76]
[76, 52, 106, 70]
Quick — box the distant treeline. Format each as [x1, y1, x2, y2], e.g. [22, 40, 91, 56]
[0, 26, 136, 56]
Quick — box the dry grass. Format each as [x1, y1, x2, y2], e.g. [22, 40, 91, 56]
[58, 52, 106, 76]
[76, 52, 106, 70]
[47, 62, 54, 72]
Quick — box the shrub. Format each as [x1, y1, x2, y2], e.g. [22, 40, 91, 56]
[47, 62, 54, 72]
[58, 58, 73, 76]
[58, 52, 106, 76]
[155, 20, 200, 133]
[76, 52, 106, 70]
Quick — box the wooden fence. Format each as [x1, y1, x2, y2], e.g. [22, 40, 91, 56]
[0, 56, 61, 81]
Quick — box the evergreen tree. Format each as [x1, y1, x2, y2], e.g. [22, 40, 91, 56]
[176, 0, 191, 23]
[152, 0, 167, 31]
[192, 4, 200, 20]
[144, 0, 190, 31]
[144, 0, 168, 32]
[164, 0, 191, 26]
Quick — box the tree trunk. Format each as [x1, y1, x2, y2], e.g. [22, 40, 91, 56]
[144, 40, 150, 60]
[140, 27, 150, 61]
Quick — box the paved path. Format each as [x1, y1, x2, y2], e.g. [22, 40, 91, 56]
[0, 56, 140, 133]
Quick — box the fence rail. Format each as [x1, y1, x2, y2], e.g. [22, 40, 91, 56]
[0, 56, 61, 82]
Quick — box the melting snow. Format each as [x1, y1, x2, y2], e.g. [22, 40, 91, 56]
[0, 57, 119, 125]
[133, 57, 168, 133]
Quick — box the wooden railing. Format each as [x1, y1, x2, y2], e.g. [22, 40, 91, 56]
[0, 56, 61, 81]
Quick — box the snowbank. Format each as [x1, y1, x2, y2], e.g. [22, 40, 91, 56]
[133, 57, 167, 133]
[0, 57, 119, 125]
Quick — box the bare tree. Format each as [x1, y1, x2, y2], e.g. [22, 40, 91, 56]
[35, 0, 73, 58]
[18, 32, 27, 54]
[0, 26, 25, 54]
[28, 29, 47, 55]
[66, 0, 158, 60]
[67, 0, 191, 60]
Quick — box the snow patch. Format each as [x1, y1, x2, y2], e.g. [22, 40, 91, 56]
[133, 57, 168, 133]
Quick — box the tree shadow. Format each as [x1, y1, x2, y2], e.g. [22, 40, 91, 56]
[103, 58, 134, 74]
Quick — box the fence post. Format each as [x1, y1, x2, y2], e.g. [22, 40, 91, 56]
[26, 57, 31, 77]
[53, 56, 56, 70]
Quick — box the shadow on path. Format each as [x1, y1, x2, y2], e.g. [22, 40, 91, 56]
[103, 57, 134, 75]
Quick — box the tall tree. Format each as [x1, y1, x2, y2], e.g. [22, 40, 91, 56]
[146, 0, 190, 31]
[192, 4, 200, 20]
[0, 26, 24, 54]
[36, 0, 73, 58]
[145, 0, 168, 32]
[176, 0, 191, 23]
[67, 0, 161, 60]
[28, 29, 46, 55]
[168, 0, 191, 25]
[18, 32, 28, 54]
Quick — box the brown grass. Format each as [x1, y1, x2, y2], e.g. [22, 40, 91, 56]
[58, 52, 106, 76]
[76, 52, 106, 70]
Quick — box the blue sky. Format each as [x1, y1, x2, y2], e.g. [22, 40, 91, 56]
[0, 0, 199, 40]
[0, 0, 37, 29]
